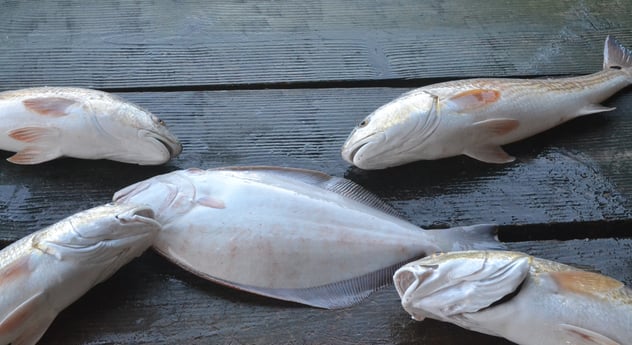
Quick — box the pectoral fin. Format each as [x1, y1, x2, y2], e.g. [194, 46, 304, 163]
[23, 97, 77, 117]
[559, 324, 620, 345]
[463, 145, 515, 164]
[196, 196, 226, 209]
[0, 292, 57, 345]
[445, 89, 501, 113]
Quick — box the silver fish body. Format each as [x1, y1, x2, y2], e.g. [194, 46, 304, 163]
[394, 250, 632, 345]
[0, 87, 182, 165]
[0, 203, 160, 345]
[113, 166, 500, 309]
[342, 36, 632, 169]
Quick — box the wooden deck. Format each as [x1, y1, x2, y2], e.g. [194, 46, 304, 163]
[0, 1, 631, 344]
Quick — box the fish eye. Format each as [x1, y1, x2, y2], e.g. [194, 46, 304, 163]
[358, 119, 369, 128]
[151, 115, 166, 126]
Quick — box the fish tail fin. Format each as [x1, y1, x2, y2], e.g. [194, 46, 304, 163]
[603, 35, 632, 81]
[430, 224, 504, 252]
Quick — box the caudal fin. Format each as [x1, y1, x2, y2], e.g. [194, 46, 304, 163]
[603, 35, 632, 80]
[430, 224, 504, 252]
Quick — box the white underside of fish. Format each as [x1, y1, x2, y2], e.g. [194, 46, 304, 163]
[114, 166, 500, 308]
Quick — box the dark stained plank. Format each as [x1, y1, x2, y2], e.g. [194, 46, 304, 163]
[1, 1, 632, 344]
[30, 238, 631, 345]
[1, 0, 632, 89]
[1, 88, 631, 241]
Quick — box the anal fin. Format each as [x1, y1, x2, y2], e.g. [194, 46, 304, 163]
[463, 145, 515, 164]
[192, 260, 409, 309]
[577, 104, 616, 116]
[560, 324, 620, 345]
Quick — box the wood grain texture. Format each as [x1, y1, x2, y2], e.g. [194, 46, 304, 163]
[2, 89, 631, 240]
[26, 238, 629, 345]
[0, 0, 631, 89]
[0, 0, 631, 344]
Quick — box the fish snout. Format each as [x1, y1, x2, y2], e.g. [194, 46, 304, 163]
[114, 204, 161, 231]
[394, 252, 532, 322]
[394, 264, 441, 321]
[341, 132, 386, 169]
[139, 129, 183, 164]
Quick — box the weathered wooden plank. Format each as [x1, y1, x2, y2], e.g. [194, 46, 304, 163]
[29, 238, 630, 344]
[0, 0, 631, 89]
[1, 88, 631, 242]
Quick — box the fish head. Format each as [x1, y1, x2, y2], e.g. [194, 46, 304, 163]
[96, 100, 182, 165]
[341, 92, 439, 170]
[393, 251, 530, 323]
[113, 170, 198, 224]
[34, 203, 160, 279]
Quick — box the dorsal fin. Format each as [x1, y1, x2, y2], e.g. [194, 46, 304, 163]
[320, 176, 402, 217]
[212, 166, 402, 217]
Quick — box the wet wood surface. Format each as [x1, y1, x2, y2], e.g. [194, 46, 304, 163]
[0, 1, 631, 344]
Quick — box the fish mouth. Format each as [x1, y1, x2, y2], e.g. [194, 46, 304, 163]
[115, 205, 161, 229]
[143, 130, 183, 159]
[341, 141, 368, 165]
[341, 133, 382, 166]
[394, 265, 434, 302]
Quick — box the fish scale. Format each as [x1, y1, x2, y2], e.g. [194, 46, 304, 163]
[0, 203, 160, 345]
[342, 36, 632, 169]
[0, 87, 182, 165]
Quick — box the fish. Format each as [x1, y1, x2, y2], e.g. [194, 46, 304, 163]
[0, 203, 160, 345]
[393, 250, 632, 345]
[0, 87, 182, 165]
[342, 36, 632, 169]
[113, 166, 501, 309]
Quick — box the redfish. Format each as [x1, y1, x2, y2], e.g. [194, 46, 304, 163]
[394, 250, 632, 345]
[113, 166, 501, 309]
[342, 36, 632, 169]
[0, 203, 160, 345]
[0, 87, 182, 165]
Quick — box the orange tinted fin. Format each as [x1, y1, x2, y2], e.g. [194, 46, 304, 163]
[576, 104, 616, 117]
[550, 270, 623, 297]
[8, 126, 60, 143]
[463, 145, 515, 164]
[7, 146, 62, 165]
[471, 118, 520, 136]
[196, 196, 226, 209]
[23, 97, 76, 117]
[446, 89, 501, 112]
[559, 324, 620, 345]
[0, 256, 31, 285]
